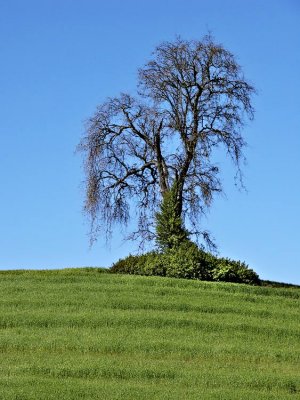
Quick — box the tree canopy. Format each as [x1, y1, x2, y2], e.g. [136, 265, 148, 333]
[78, 35, 255, 248]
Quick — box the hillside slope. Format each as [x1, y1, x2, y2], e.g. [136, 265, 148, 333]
[0, 269, 299, 399]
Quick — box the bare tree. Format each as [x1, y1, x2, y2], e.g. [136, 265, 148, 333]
[78, 35, 255, 248]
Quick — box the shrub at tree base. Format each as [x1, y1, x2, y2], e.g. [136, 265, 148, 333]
[161, 242, 213, 281]
[110, 252, 166, 277]
[211, 258, 260, 285]
[110, 242, 260, 285]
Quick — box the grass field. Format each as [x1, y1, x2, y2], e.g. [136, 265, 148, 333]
[0, 268, 299, 399]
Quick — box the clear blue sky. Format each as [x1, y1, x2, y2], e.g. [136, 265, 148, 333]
[0, 0, 299, 284]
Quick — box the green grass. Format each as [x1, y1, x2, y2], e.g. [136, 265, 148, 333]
[0, 268, 299, 399]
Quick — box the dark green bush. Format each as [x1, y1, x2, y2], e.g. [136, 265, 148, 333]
[110, 242, 214, 280]
[110, 243, 260, 286]
[162, 241, 213, 280]
[212, 258, 260, 285]
[110, 254, 141, 275]
[110, 251, 166, 276]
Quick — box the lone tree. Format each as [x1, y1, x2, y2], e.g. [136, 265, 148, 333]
[78, 35, 255, 249]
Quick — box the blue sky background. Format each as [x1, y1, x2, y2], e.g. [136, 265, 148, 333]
[0, 0, 299, 284]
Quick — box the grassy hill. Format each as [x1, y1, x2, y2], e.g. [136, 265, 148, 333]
[0, 268, 299, 399]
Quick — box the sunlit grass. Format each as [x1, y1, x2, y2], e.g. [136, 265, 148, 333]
[0, 269, 299, 399]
